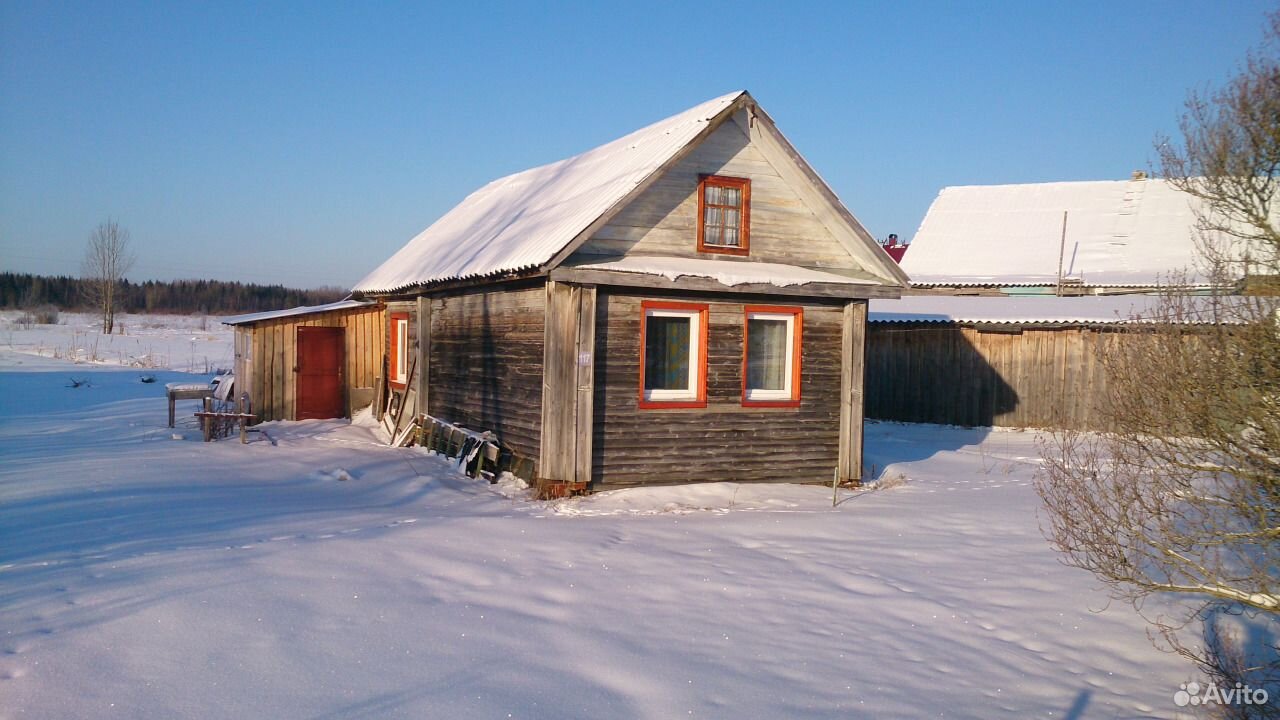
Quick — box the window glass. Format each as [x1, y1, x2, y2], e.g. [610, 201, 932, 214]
[394, 318, 408, 384]
[645, 315, 691, 391]
[747, 317, 788, 391]
[744, 308, 800, 404]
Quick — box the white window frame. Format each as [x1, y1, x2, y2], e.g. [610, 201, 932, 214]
[744, 310, 797, 402]
[393, 317, 409, 385]
[643, 307, 702, 403]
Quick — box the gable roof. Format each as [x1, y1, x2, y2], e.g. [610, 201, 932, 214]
[353, 92, 907, 294]
[901, 178, 1219, 287]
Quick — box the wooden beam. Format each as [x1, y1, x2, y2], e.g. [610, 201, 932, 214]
[538, 280, 599, 488]
[416, 295, 431, 416]
[837, 300, 868, 484]
[539, 281, 577, 482]
[549, 266, 901, 300]
[574, 285, 597, 485]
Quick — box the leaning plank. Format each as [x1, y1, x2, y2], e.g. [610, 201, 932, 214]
[389, 353, 418, 444]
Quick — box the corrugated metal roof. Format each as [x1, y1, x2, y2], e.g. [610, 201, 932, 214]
[901, 179, 1266, 287]
[868, 295, 1223, 326]
[352, 92, 746, 294]
[221, 299, 376, 326]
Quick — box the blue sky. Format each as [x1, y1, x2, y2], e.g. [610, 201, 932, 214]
[0, 1, 1271, 289]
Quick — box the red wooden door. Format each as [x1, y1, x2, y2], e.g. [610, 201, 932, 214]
[296, 326, 345, 420]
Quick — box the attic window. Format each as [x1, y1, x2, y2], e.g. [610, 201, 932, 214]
[697, 175, 751, 256]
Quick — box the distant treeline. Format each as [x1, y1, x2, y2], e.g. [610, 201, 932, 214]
[0, 272, 348, 314]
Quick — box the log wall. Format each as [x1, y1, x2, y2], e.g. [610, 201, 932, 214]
[591, 290, 847, 489]
[427, 284, 546, 461]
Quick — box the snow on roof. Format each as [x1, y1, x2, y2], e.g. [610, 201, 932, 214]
[869, 295, 1205, 325]
[353, 92, 747, 294]
[221, 299, 376, 326]
[568, 256, 876, 288]
[901, 179, 1222, 287]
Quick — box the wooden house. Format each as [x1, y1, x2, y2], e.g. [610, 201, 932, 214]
[351, 91, 908, 493]
[900, 176, 1235, 296]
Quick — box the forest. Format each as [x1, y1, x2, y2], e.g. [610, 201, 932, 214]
[0, 272, 347, 315]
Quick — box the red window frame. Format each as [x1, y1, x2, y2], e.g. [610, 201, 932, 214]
[696, 175, 751, 256]
[638, 300, 709, 410]
[741, 305, 803, 407]
[389, 312, 409, 389]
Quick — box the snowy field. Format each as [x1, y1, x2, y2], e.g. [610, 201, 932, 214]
[0, 315, 1197, 719]
[0, 310, 233, 374]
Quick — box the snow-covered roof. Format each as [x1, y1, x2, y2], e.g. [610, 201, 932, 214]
[222, 299, 377, 326]
[869, 295, 1214, 326]
[567, 256, 876, 288]
[902, 179, 1226, 287]
[354, 92, 747, 294]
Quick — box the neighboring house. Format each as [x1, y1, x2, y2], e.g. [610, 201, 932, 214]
[350, 90, 908, 494]
[901, 176, 1233, 296]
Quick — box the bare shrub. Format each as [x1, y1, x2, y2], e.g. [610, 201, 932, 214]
[1037, 8, 1279, 701]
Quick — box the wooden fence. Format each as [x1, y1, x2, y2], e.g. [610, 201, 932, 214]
[865, 322, 1123, 430]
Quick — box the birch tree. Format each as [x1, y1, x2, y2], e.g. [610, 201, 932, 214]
[81, 219, 135, 334]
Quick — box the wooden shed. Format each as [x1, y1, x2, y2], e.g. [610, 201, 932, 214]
[223, 300, 385, 423]
[352, 91, 909, 494]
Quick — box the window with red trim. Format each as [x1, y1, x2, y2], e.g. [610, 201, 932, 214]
[390, 313, 409, 387]
[697, 175, 750, 255]
[638, 301, 708, 409]
[742, 306, 802, 406]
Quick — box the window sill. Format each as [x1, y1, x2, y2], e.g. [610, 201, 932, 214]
[741, 398, 802, 408]
[638, 397, 707, 410]
[697, 244, 750, 257]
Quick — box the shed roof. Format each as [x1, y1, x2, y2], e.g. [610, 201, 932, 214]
[353, 92, 908, 294]
[869, 295, 1216, 326]
[901, 179, 1237, 287]
[222, 299, 377, 327]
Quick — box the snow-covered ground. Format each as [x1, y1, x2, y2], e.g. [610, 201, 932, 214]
[0, 311, 233, 374]
[0, 320, 1196, 719]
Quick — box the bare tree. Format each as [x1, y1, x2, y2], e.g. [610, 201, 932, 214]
[1037, 11, 1279, 713]
[81, 219, 135, 334]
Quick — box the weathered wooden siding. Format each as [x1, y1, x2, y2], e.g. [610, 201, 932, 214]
[865, 323, 1120, 430]
[591, 291, 846, 488]
[233, 327, 253, 410]
[570, 116, 868, 275]
[427, 284, 546, 461]
[237, 305, 385, 423]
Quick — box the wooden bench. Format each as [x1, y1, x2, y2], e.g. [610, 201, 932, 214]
[166, 383, 214, 428]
